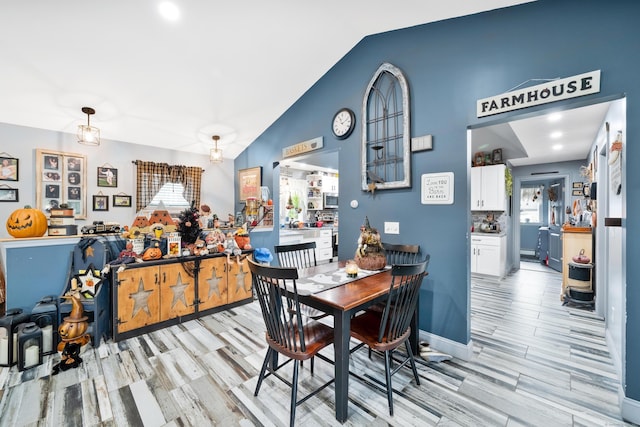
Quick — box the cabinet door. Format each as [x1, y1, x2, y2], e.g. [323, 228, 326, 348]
[482, 165, 505, 211]
[198, 257, 228, 311]
[476, 244, 501, 276]
[159, 262, 196, 321]
[470, 244, 479, 273]
[471, 167, 483, 209]
[115, 266, 161, 334]
[549, 231, 562, 272]
[228, 257, 253, 303]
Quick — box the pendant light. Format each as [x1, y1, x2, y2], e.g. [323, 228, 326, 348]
[77, 107, 100, 146]
[210, 135, 223, 163]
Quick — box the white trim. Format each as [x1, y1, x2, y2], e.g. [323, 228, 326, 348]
[419, 331, 474, 361]
[621, 393, 640, 425]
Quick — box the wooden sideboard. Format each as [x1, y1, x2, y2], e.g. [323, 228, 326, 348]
[112, 252, 253, 341]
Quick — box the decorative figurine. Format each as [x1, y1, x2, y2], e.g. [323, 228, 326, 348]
[52, 295, 90, 375]
[354, 216, 386, 270]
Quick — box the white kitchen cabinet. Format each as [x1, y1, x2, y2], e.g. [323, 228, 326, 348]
[471, 164, 506, 211]
[471, 234, 506, 277]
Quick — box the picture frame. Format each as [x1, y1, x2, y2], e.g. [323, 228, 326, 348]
[572, 189, 584, 197]
[492, 148, 503, 164]
[97, 166, 118, 187]
[112, 194, 132, 207]
[93, 195, 109, 211]
[572, 182, 583, 189]
[0, 186, 18, 202]
[473, 151, 485, 167]
[238, 166, 262, 201]
[0, 155, 19, 181]
[36, 149, 87, 218]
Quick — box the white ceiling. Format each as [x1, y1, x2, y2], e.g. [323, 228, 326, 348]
[471, 101, 611, 167]
[0, 0, 533, 160]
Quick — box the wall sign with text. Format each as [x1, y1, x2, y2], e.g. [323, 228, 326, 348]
[421, 172, 454, 205]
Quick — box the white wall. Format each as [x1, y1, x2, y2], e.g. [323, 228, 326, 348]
[0, 122, 234, 239]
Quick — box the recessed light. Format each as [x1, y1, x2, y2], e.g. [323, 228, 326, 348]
[548, 112, 562, 122]
[552, 144, 563, 150]
[550, 131, 563, 139]
[158, 2, 180, 21]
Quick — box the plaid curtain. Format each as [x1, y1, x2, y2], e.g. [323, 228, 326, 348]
[134, 160, 202, 212]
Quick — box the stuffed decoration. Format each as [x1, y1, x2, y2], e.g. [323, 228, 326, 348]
[224, 232, 242, 264]
[177, 201, 202, 244]
[52, 295, 91, 375]
[205, 229, 225, 252]
[234, 225, 251, 250]
[354, 216, 386, 270]
[6, 205, 48, 238]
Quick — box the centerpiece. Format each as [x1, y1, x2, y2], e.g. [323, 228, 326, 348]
[354, 216, 386, 270]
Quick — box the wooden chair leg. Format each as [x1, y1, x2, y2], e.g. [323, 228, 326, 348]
[290, 360, 300, 427]
[384, 350, 394, 416]
[255, 348, 272, 396]
[405, 340, 420, 385]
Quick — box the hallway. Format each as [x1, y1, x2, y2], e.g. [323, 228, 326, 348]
[0, 264, 630, 426]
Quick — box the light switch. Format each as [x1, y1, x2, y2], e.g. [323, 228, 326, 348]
[411, 134, 433, 152]
[384, 221, 400, 234]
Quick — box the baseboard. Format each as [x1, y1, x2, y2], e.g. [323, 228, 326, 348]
[419, 331, 473, 361]
[622, 394, 640, 425]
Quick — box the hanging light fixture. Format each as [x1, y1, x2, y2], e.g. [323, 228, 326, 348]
[77, 107, 100, 146]
[210, 135, 223, 163]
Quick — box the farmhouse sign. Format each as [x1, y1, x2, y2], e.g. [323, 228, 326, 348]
[282, 137, 324, 159]
[477, 70, 601, 118]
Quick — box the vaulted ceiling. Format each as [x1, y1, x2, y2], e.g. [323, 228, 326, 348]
[0, 1, 533, 159]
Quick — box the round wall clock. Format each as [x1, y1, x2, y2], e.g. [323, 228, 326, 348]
[332, 108, 356, 140]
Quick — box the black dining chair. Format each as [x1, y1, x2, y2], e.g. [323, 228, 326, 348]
[247, 258, 335, 427]
[382, 242, 421, 265]
[349, 260, 428, 416]
[274, 242, 317, 269]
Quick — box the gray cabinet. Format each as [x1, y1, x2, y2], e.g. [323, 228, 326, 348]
[549, 230, 562, 272]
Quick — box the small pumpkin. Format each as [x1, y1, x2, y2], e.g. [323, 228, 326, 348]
[6, 205, 48, 238]
[142, 242, 163, 260]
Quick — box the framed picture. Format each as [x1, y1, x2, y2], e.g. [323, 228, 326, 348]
[36, 149, 87, 218]
[0, 156, 18, 181]
[492, 148, 503, 164]
[93, 195, 109, 211]
[113, 194, 132, 207]
[0, 186, 18, 202]
[238, 166, 262, 201]
[572, 182, 583, 189]
[97, 166, 118, 187]
[473, 152, 485, 167]
[572, 189, 584, 197]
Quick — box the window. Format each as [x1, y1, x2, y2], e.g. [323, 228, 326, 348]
[520, 186, 543, 223]
[133, 160, 202, 213]
[138, 182, 191, 217]
[361, 63, 411, 191]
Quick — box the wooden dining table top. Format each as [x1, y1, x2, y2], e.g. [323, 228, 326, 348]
[297, 261, 394, 311]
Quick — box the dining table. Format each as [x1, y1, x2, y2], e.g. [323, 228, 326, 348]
[292, 261, 421, 423]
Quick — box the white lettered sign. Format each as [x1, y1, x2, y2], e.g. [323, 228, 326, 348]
[421, 172, 454, 205]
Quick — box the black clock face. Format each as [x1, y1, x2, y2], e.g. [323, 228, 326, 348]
[332, 108, 355, 139]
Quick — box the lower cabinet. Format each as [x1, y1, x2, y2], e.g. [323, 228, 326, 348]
[471, 234, 506, 277]
[113, 253, 252, 341]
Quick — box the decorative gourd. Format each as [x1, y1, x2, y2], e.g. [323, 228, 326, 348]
[6, 205, 48, 238]
[141, 241, 163, 260]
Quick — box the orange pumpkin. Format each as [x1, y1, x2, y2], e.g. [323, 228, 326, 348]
[6, 205, 48, 238]
[142, 242, 163, 260]
[235, 235, 250, 250]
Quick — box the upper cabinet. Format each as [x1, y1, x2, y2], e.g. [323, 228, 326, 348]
[471, 164, 506, 211]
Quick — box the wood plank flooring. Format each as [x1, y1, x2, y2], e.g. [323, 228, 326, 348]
[0, 262, 633, 426]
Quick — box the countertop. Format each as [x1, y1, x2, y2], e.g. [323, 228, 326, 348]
[561, 225, 593, 233]
[471, 231, 506, 237]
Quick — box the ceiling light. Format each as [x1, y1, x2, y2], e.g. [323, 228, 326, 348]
[550, 131, 563, 139]
[210, 135, 223, 163]
[77, 107, 100, 146]
[552, 144, 563, 150]
[158, 2, 180, 21]
[548, 112, 562, 122]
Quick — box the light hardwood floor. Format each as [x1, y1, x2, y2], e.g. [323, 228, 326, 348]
[0, 262, 634, 426]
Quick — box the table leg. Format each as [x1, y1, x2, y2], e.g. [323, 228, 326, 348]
[334, 308, 351, 422]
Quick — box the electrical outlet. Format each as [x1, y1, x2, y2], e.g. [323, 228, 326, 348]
[384, 221, 400, 234]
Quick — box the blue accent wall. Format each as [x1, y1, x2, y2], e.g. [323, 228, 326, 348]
[235, 0, 639, 408]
